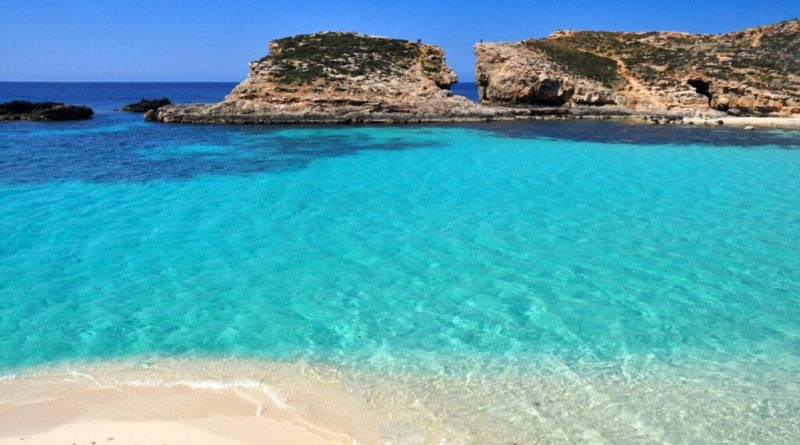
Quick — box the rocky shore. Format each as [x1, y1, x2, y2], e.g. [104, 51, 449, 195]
[147, 21, 799, 125]
[146, 98, 517, 124]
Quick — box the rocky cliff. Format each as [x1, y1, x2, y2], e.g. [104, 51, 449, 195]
[149, 32, 501, 124]
[475, 19, 800, 116]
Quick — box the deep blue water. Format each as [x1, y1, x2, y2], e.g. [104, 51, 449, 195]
[1, 82, 800, 443]
[0, 81, 237, 111]
[0, 81, 479, 111]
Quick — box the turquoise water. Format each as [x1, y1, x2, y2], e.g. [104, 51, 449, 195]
[3, 124, 800, 368]
[2, 83, 800, 443]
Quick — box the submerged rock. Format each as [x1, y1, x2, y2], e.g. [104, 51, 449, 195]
[122, 98, 171, 112]
[0, 101, 94, 121]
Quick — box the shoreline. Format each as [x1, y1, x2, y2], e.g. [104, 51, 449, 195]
[2, 356, 800, 444]
[145, 102, 800, 129]
[0, 359, 375, 445]
[682, 115, 800, 129]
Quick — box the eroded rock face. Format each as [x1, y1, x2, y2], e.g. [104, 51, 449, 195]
[0, 101, 94, 121]
[475, 42, 622, 107]
[476, 19, 800, 116]
[150, 32, 482, 123]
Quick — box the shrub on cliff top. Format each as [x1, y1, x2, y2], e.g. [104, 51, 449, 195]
[261, 32, 421, 84]
[543, 23, 799, 95]
[528, 40, 621, 87]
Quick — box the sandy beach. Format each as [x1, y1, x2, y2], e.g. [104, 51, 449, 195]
[3, 355, 800, 444]
[0, 386, 360, 445]
[0, 384, 356, 445]
[3, 416, 344, 445]
[0, 359, 384, 445]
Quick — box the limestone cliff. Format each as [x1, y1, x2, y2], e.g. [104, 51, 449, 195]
[150, 32, 496, 124]
[475, 19, 800, 116]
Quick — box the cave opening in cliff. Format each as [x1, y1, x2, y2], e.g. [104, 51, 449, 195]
[523, 79, 571, 106]
[687, 78, 712, 105]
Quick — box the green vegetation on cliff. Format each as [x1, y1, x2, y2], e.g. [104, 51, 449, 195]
[260, 32, 423, 84]
[527, 40, 621, 87]
[545, 19, 800, 96]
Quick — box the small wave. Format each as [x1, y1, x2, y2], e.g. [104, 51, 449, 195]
[0, 373, 17, 381]
[127, 378, 288, 413]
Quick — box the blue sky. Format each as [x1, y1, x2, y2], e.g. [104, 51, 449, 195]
[1, 0, 797, 82]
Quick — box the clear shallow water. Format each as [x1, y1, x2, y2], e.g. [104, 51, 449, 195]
[1, 83, 800, 443]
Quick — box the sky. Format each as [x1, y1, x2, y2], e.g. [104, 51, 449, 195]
[1, 0, 798, 82]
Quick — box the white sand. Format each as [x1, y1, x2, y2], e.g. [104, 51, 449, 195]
[2, 418, 341, 445]
[0, 385, 356, 445]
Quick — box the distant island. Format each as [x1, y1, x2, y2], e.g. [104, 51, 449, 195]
[147, 20, 799, 125]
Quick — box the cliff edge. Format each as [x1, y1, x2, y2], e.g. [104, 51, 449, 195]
[475, 19, 800, 116]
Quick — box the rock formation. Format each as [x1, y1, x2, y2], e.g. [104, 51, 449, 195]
[122, 98, 171, 112]
[0, 101, 94, 121]
[475, 19, 800, 116]
[147, 21, 799, 125]
[148, 32, 504, 124]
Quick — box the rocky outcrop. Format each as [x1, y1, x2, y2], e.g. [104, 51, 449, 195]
[475, 19, 800, 116]
[475, 41, 622, 108]
[0, 101, 94, 121]
[149, 32, 498, 124]
[147, 22, 799, 125]
[122, 98, 171, 112]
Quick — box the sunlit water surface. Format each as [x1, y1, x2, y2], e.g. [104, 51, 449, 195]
[1, 83, 799, 444]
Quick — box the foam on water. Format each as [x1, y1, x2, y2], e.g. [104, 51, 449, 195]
[127, 377, 289, 411]
[1, 82, 800, 443]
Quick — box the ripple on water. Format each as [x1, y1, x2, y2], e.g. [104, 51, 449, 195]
[1, 115, 799, 443]
[1, 356, 798, 444]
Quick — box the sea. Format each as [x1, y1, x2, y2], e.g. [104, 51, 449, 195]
[1, 82, 799, 444]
